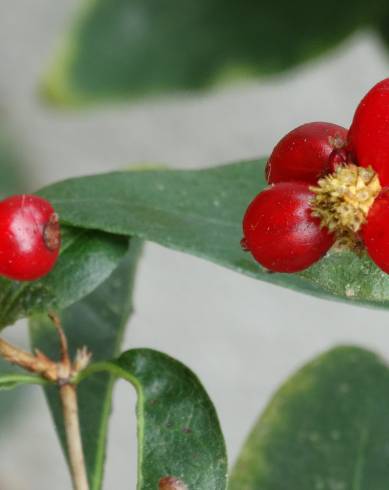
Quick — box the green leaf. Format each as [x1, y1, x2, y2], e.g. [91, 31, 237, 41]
[79, 348, 228, 490]
[29, 240, 141, 490]
[42, 0, 388, 105]
[38, 159, 389, 308]
[230, 346, 389, 490]
[0, 226, 128, 330]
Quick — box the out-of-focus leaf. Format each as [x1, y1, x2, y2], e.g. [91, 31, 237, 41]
[230, 346, 389, 490]
[29, 240, 141, 490]
[79, 348, 228, 489]
[376, 11, 389, 48]
[0, 124, 27, 197]
[0, 226, 128, 330]
[38, 159, 389, 308]
[42, 0, 389, 105]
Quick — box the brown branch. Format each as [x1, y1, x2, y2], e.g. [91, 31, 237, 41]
[0, 337, 57, 381]
[60, 384, 90, 490]
[0, 313, 91, 490]
[49, 312, 90, 490]
[49, 312, 70, 365]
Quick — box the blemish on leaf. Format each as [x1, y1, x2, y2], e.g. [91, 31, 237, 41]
[330, 429, 340, 440]
[345, 284, 355, 297]
[182, 427, 192, 434]
[338, 382, 350, 394]
[159, 476, 188, 489]
[314, 477, 325, 490]
[308, 431, 320, 443]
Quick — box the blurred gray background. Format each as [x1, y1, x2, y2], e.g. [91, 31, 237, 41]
[1, 1, 389, 489]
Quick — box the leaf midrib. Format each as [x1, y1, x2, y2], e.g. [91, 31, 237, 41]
[51, 197, 240, 231]
[352, 423, 370, 490]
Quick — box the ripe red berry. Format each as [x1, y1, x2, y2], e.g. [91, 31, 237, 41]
[362, 188, 389, 274]
[265, 122, 348, 185]
[0, 195, 61, 281]
[348, 78, 389, 186]
[242, 182, 334, 273]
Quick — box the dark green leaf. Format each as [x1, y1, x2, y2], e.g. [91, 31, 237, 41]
[0, 226, 128, 330]
[230, 346, 389, 490]
[79, 348, 228, 490]
[38, 159, 389, 308]
[41, 0, 388, 105]
[376, 10, 389, 48]
[29, 240, 141, 490]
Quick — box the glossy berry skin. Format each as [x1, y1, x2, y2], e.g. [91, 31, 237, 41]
[362, 188, 389, 274]
[242, 182, 334, 273]
[348, 78, 389, 186]
[0, 195, 61, 281]
[266, 122, 348, 185]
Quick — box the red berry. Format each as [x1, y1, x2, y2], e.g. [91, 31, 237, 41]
[0, 195, 61, 281]
[242, 182, 334, 273]
[362, 188, 389, 273]
[348, 78, 389, 186]
[266, 122, 348, 185]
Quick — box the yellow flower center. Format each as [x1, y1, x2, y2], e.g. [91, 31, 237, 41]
[310, 164, 381, 244]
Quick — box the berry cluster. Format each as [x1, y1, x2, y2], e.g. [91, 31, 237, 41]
[0, 195, 60, 281]
[242, 78, 389, 274]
